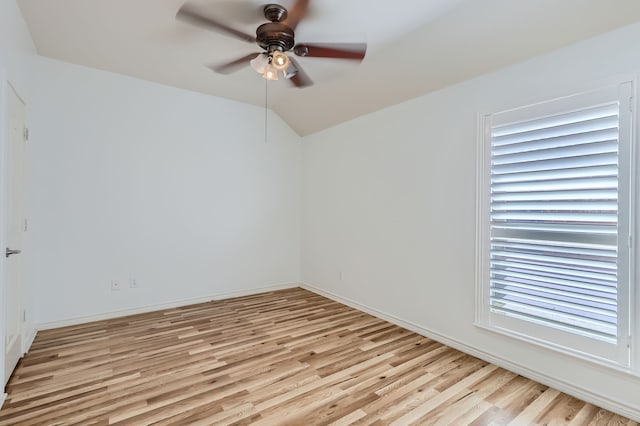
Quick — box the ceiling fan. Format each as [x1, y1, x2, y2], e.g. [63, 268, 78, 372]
[176, 0, 367, 87]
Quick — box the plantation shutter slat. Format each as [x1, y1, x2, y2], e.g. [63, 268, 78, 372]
[489, 101, 620, 342]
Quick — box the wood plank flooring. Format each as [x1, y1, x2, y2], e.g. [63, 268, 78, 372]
[0, 288, 636, 425]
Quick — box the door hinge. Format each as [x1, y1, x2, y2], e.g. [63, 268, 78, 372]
[629, 235, 633, 249]
[23, 127, 29, 141]
[22, 310, 26, 322]
[629, 96, 634, 112]
[24, 218, 28, 232]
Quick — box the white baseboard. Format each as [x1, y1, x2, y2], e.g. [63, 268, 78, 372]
[300, 283, 640, 422]
[37, 283, 298, 331]
[0, 392, 6, 407]
[22, 324, 37, 354]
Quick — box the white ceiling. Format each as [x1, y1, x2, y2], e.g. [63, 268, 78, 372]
[17, 0, 640, 136]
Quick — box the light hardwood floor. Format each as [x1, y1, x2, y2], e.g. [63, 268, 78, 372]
[0, 288, 636, 425]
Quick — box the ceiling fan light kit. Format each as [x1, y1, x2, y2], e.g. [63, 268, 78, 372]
[176, 0, 367, 88]
[250, 52, 295, 81]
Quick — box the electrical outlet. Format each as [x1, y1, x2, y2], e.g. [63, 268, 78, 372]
[111, 280, 121, 291]
[129, 278, 138, 289]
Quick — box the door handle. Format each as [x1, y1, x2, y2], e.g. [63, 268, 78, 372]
[5, 248, 22, 258]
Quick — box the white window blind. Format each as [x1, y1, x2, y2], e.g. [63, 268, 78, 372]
[477, 83, 633, 366]
[490, 102, 620, 341]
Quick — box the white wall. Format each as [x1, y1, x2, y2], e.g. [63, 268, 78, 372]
[0, 0, 38, 392]
[301, 23, 640, 420]
[0, 0, 36, 97]
[0, 1, 36, 55]
[1, 0, 302, 327]
[23, 56, 301, 325]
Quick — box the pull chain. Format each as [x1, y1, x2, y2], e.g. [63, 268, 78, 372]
[264, 78, 268, 144]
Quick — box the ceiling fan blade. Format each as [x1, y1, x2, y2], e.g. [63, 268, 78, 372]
[176, 5, 256, 44]
[282, 0, 310, 30]
[208, 53, 259, 74]
[287, 56, 313, 88]
[293, 43, 367, 60]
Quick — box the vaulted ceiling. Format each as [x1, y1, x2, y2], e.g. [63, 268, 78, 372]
[17, 0, 640, 135]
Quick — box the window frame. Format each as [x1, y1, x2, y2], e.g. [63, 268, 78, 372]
[475, 82, 635, 368]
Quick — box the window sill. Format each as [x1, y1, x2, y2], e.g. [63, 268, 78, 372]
[473, 320, 639, 379]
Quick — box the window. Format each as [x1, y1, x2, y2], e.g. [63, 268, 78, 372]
[476, 83, 634, 366]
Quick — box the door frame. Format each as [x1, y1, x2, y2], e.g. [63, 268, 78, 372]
[3, 76, 29, 387]
[0, 67, 8, 399]
[0, 71, 31, 398]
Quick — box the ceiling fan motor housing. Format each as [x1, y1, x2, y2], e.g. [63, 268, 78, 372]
[256, 22, 295, 52]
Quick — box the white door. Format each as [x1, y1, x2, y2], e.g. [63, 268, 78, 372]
[4, 82, 27, 384]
